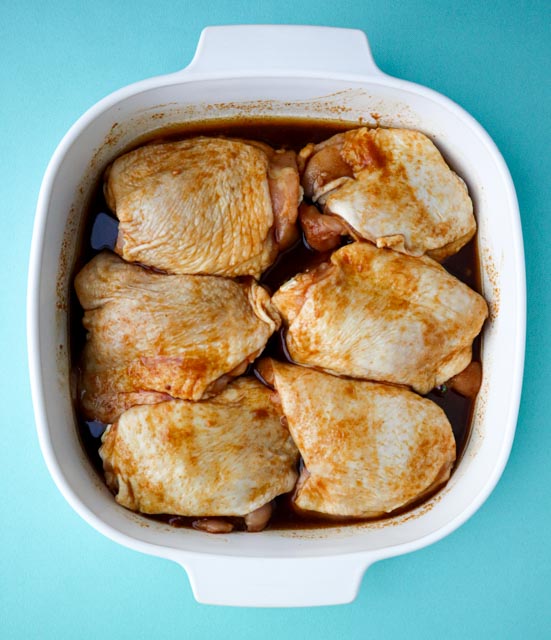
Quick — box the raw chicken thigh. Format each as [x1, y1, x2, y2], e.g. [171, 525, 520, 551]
[272, 242, 487, 394]
[299, 127, 475, 260]
[75, 251, 280, 423]
[105, 136, 301, 277]
[258, 360, 455, 518]
[99, 378, 299, 529]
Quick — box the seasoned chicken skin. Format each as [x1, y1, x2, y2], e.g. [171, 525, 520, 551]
[105, 137, 301, 277]
[299, 127, 475, 260]
[259, 360, 455, 518]
[75, 251, 280, 423]
[272, 242, 488, 394]
[99, 378, 299, 519]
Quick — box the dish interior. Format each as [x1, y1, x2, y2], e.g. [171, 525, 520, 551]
[71, 117, 483, 534]
[36, 79, 517, 557]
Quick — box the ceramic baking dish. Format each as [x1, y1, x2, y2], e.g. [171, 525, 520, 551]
[28, 25, 525, 607]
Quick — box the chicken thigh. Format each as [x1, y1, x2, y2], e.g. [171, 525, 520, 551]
[258, 360, 455, 518]
[299, 127, 475, 260]
[272, 242, 487, 394]
[99, 378, 299, 527]
[75, 251, 280, 423]
[105, 137, 301, 277]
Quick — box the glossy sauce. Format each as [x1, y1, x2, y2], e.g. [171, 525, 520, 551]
[73, 118, 482, 531]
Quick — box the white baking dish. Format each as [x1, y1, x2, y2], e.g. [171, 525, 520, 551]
[28, 25, 525, 607]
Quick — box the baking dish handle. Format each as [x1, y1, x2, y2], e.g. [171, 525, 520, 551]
[179, 554, 370, 607]
[183, 25, 383, 78]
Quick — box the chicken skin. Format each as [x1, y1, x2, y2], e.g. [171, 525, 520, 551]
[258, 360, 455, 518]
[99, 378, 299, 527]
[272, 242, 487, 394]
[75, 251, 280, 423]
[105, 137, 301, 277]
[299, 127, 475, 260]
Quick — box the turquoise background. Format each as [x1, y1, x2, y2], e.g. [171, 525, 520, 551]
[2, 1, 550, 637]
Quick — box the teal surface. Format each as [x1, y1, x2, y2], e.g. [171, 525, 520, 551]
[2, 1, 550, 637]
